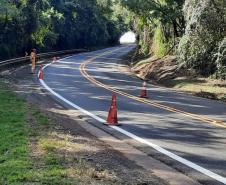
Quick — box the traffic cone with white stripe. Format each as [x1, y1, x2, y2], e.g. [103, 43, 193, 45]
[140, 81, 148, 98]
[39, 65, 44, 80]
[106, 94, 120, 126]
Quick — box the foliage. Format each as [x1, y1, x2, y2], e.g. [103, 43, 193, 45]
[216, 38, 226, 79]
[177, 0, 226, 76]
[118, 0, 185, 56]
[0, 0, 130, 60]
[1, 0, 225, 78]
[119, 0, 226, 77]
[153, 25, 170, 57]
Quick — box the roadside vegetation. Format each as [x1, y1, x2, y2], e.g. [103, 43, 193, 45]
[0, 79, 117, 184]
[162, 77, 226, 101]
[119, 0, 226, 80]
[117, 0, 226, 101]
[0, 0, 132, 60]
[1, 0, 225, 81]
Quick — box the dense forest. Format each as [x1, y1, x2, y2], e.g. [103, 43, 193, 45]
[0, 0, 226, 79]
[0, 0, 131, 59]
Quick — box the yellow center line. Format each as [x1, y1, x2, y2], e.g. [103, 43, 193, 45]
[79, 47, 226, 128]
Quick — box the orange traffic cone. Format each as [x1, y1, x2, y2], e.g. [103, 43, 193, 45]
[39, 65, 44, 80]
[106, 94, 120, 126]
[140, 81, 148, 98]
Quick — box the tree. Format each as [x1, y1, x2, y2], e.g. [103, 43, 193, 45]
[118, 0, 185, 56]
[0, 0, 130, 60]
[177, 0, 226, 76]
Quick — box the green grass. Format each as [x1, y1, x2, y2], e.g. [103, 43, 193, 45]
[0, 80, 115, 185]
[0, 81, 31, 184]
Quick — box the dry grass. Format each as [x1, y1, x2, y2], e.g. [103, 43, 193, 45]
[133, 56, 158, 68]
[164, 77, 226, 100]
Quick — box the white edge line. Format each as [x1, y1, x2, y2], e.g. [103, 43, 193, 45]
[38, 52, 226, 185]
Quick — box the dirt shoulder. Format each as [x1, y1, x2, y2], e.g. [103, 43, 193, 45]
[0, 64, 168, 185]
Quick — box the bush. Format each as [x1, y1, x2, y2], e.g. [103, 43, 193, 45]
[216, 38, 226, 80]
[177, 0, 226, 76]
[153, 26, 170, 57]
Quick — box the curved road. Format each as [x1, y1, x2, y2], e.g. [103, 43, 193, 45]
[40, 45, 226, 185]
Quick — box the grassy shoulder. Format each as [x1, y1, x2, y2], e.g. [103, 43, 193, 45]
[162, 77, 226, 101]
[0, 80, 116, 185]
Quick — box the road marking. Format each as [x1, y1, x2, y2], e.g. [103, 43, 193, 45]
[85, 56, 125, 61]
[79, 55, 226, 129]
[39, 46, 226, 184]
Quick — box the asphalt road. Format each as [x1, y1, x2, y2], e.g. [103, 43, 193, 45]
[41, 45, 226, 185]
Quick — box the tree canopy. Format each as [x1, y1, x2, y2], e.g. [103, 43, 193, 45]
[0, 0, 131, 60]
[118, 0, 226, 78]
[1, 0, 225, 79]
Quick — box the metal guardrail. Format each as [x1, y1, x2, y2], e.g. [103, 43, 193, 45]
[0, 49, 88, 68]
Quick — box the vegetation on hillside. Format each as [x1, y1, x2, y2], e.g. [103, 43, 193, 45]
[118, 0, 226, 79]
[119, 0, 185, 56]
[178, 0, 226, 76]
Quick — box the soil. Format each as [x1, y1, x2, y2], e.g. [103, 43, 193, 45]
[131, 55, 178, 82]
[0, 63, 168, 185]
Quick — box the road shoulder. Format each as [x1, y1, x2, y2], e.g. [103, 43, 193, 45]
[2, 64, 201, 185]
